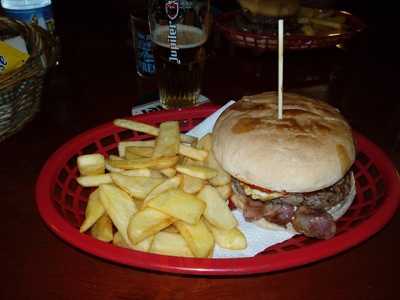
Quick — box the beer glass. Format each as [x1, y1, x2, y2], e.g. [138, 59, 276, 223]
[130, 13, 156, 77]
[148, 0, 211, 109]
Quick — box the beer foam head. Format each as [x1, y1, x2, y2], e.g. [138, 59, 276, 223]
[152, 24, 207, 49]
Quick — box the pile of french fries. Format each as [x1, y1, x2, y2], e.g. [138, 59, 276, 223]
[297, 6, 347, 36]
[76, 118, 247, 258]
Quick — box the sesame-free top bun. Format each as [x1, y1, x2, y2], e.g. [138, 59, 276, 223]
[238, 0, 300, 17]
[212, 92, 356, 193]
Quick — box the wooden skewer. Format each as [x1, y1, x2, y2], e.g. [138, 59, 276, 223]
[278, 19, 284, 120]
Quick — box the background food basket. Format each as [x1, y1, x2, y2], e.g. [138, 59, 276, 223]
[0, 16, 57, 142]
[215, 11, 366, 51]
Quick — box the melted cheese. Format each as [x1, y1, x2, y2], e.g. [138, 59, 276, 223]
[241, 183, 285, 201]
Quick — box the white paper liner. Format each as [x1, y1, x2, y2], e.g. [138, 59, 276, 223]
[213, 210, 296, 258]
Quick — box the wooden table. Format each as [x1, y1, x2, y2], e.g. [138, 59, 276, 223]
[1, 2, 398, 299]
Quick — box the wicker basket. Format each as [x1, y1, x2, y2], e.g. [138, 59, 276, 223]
[0, 16, 57, 142]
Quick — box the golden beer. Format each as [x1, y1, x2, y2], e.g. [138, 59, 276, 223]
[152, 25, 207, 109]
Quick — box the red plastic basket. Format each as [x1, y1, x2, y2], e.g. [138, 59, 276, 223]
[36, 106, 399, 275]
[215, 10, 366, 51]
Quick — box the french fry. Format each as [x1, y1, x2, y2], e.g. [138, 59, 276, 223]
[180, 134, 197, 144]
[76, 119, 247, 258]
[113, 231, 154, 252]
[77, 153, 105, 176]
[150, 231, 194, 257]
[131, 198, 144, 210]
[175, 218, 214, 258]
[310, 17, 343, 30]
[105, 160, 124, 173]
[162, 225, 179, 233]
[131, 235, 154, 252]
[77, 174, 112, 187]
[113, 118, 195, 144]
[110, 173, 164, 199]
[123, 169, 153, 177]
[153, 121, 180, 158]
[149, 170, 164, 178]
[204, 220, 247, 250]
[216, 184, 232, 200]
[197, 185, 237, 230]
[108, 156, 179, 170]
[98, 184, 137, 246]
[123, 152, 142, 160]
[144, 175, 182, 203]
[178, 144, 208, 161]
[107, 155, 128, 168]
[113, 231, 129, 248]
[196, 133, 212, 151]
[90, 214, 114, 242]
[208, 247, 214, 258]
[160, 167, 177, 178]
[206, 150, 231, 186]
[114, 119, 159, 136]
[118, 140, 156, 157]
[181, 174, 204, 194]
[146, 188, 205, 224]
[79, 188, 105, 232]
[119, 140, 205, 161]
[182, 157, 204, 166]
[106, 167, 153, 177]
[127, 207, 175, 244]
[126, 146, 154, 158]
[176, 164, 217, 180]
[109, 154, 123, 160]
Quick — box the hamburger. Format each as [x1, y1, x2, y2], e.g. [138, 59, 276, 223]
[212, 92, 356, 239]
[236, 0, 301, 33]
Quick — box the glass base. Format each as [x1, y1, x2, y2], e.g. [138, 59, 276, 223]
[159, 90, 201, 110]
[131, 95, 209, 115]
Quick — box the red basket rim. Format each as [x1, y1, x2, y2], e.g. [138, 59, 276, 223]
[35, 106, 399, 276]
[214, 10, 366, 50]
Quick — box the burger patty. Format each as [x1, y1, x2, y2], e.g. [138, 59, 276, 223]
[281, 173, 353, 210]
[232, 172, 353, 239]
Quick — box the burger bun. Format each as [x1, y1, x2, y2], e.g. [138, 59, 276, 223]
[212, 92, 356, 193]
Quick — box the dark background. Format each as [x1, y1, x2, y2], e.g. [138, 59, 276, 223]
[45, 0, 399, 148]
[49, 0, 397, 97]
[1, 0, 398, 148]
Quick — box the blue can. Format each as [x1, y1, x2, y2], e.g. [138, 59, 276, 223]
[131, 14, 156, 77]
[3, 5, 55, 34]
